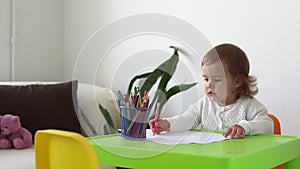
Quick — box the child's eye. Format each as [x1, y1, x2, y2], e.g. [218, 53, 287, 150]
[214, 78, 222, 82]
[203, 78, 209, 82]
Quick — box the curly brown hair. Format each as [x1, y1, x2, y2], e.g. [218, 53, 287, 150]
[202, 43, 258, 98]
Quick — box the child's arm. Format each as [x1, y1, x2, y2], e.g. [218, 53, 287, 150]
[163, 99, 202, 132]
[236, 98, 274, 135]
[149, 98, 203, 134]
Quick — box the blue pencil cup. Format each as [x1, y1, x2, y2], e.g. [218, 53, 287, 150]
[120, 106, 148, 140]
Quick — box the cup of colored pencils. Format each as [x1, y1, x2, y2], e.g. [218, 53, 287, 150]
[120, 106, 148, 140]
[118, 88, 149, 140]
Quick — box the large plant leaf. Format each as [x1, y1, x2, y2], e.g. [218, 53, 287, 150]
[147, 90, 168, 120]
[127, 46, 179, 97]
[79, 108, 97, 136]
[157, 47, 179, 89]
[140, 46, 179, 96]
[103, 124, 117, 135]
[125, 46, 197, 121]
[166, 83, 198, 100]
[126, 72, 152, 96]
[99, 104, 115, 130]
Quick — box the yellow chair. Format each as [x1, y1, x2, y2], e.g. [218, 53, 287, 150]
[35, 129, 99, 169]
[268, 114, 284, 169]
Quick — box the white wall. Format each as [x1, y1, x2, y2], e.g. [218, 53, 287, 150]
[0, 0, 11, 81]
[0, 0, 64, 81]
[64, 0, 300, 136]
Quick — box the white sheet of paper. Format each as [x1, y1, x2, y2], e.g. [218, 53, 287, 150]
[146, 129, 230, 145]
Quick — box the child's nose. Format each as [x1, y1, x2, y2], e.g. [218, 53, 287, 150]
[207, 80, 214, 88]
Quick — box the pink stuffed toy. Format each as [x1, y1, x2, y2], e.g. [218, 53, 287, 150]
[0, 114, 33, 149]
[0, 132, 10, 149]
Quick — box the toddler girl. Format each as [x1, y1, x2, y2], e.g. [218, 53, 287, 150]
[149, 43, 273, 138]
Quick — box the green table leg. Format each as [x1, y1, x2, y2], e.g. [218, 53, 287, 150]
[285, 156, 300, 169]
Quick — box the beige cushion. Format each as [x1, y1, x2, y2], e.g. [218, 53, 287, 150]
[77, 83, 120, 136]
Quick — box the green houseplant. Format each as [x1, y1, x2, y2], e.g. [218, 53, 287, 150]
[98, 46, 197, 134]
[127, 46, 197, 120]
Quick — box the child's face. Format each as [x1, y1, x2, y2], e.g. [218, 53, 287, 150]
[202, 61, 239, 106]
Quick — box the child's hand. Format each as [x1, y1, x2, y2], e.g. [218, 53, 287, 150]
[223, 124, 245, 139]
[149, 119, 170, 135]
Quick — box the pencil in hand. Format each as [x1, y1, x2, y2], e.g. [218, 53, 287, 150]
[153, 102, 160, 136]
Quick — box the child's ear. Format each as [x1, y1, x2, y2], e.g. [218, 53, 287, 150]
[233, 77, 242, 88]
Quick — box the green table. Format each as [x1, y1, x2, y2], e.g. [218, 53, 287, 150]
[88, 133, 300, 169]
